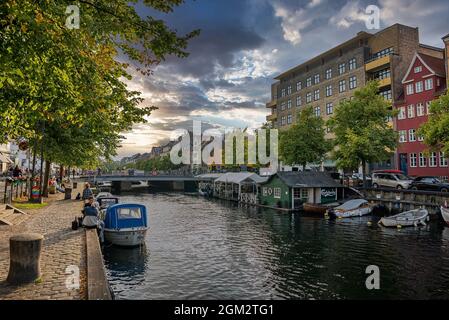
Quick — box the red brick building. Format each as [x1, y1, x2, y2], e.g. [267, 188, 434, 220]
[395, 52, 447, 178]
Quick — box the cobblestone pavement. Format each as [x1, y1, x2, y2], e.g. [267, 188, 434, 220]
[0, 191, 87, 300]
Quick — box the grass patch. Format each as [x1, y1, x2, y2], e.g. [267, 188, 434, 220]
[12, 202, 49, 210]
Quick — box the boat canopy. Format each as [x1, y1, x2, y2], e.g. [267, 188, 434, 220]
[335, 199, 367, 211]
[104, 203, 148, 230]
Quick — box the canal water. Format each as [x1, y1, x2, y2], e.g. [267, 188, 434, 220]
[103, 193, 449, 299]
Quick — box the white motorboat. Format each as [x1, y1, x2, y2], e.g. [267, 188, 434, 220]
[328, 199, 373, 218]
[379, 208, 429, 228]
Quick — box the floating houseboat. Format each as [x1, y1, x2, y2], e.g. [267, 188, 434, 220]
[213, 172, 268, 204]
[258, 171, 343, 211]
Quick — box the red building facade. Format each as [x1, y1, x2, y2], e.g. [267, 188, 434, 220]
[395, 52, 448, 178]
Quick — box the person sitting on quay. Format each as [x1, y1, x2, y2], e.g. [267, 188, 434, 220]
[82, 196, 104, 242]
[82, 182, 93, 200]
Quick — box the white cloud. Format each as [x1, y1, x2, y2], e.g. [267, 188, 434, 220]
[272, 2, 313, 45]
[329, 1, 371, 29]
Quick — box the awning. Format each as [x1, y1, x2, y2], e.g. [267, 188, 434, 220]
[0, 152, 13, 164]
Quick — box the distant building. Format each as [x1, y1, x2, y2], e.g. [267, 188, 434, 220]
[395, 52, 447, 178]
[0, 143, 12, 174]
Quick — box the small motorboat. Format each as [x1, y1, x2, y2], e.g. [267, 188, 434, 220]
[97, 196, 119, 210]
[440, 205, 449, 226]
[303, 203, 336, 215]
[328, 199, 373, 218]
[379, 208, 429, 228]
[97, 192, 113, 199]
[103, 204, 148, 247]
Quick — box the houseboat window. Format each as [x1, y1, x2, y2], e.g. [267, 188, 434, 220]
[118, 208, 142, 220]
[274, 188, 281, 199]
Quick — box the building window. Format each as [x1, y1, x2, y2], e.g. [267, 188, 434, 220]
[398, 107, 406, 120]
[300, 189, 309, 200]
[416, 103, 425, 116]
[374, 68, 391, 80]
[338, 63, 346, 75]
[410, 153, 418, 168]
[379, 90, 392, 101]
[306, 77, 312, 87]
[287, 85, 292, 95]
[281, 116, 286, 126]
[406, 84, 414, 95]
[407, 105, 415, 118]
[314, 106, 321, 117]
[306, 92, 312, 103]
[314, 89, 320, 101]
[414, 66, 422, 73]
[399, 130, 407, 143]
[325, 68, 332, 80]
[287, 100, 292, 109]
[426, 101, 431, 114]
[326, 85, 332, 97]
[281, 88, 286, 97]
[418, 134, 424, 142]
[287, 114, 292, 124]
[339, 80, 346, 93]
[415, 81, 423, 93]
[419, 153, 427, 167]
[440, 152, 448, 167]
[409, 129, 416, 142]
[410, 153, 417, 167]
[430, 152, 437, 167]
[326, 102, 333, 115]
[349, 58, 357, 70]
[262, 187, 267, 196]
[296, 81, 302, 91]
[349, 76, 357, 89]
[281, 102, 286, 111]
[274, 187, 281, 199]
[314, 74, 320, 84]
[425, 78, 433, 91]
[296, 96, 302, 107]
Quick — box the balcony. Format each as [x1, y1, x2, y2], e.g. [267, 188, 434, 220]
[365, 55, 391, 72]
[266, 100, 277, 108]
[266, 113, 277, 122]
[377, 77, 392, 88]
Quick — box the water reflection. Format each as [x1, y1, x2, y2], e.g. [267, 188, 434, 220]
[103, 193, 449, 300]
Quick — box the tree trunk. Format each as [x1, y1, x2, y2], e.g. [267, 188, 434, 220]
[362, 159, 367, 188]
[42, 160, 51, 197]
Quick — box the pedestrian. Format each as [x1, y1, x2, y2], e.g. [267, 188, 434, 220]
[13, 165, 22, 178]
[82, 182, 93, 200]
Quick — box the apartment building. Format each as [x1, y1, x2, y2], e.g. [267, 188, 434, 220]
[266, 23, 443, 170]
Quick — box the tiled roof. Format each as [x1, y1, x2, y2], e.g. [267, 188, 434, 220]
[418, 53, 446, 77]
[274, 171, 342, 188]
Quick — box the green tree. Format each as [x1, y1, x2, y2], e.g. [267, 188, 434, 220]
[279, 106, 330, 170]
[418, 90, 449, 155]
[328, 81, 397, 187]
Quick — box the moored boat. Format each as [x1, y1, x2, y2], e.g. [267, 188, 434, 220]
[328, 199, 373, 218]
[303, 203, 336, 215]
[103, 204, 148, 247]
[440, 205, 449, 226]
[379, 208, 429, 228]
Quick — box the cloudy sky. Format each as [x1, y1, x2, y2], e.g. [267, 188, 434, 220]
[118, 0, 449, 158]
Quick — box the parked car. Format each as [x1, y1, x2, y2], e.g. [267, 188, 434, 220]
[372, 172, 414, 189]
[408, 176, 449, 192]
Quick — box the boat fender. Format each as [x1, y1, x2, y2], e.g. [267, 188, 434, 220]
[397, 225, 402, 229]
[367, 221, 372, 227]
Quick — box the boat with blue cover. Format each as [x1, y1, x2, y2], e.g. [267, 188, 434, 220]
[103, 203, 148, 246]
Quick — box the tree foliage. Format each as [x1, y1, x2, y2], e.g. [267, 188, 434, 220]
[279, 106, 330, 169]
[418, 90, 449, 154]
[327, 81, 397, 184]
[0, 0, 199, 167]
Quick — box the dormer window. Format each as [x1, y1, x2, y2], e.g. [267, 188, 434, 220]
[414, 66, 422, 73]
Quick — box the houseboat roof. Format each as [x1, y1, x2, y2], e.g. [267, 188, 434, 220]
[196, 173, 224, 180]
[215, 172, 268, 185]
[272, 171, 342, 188]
